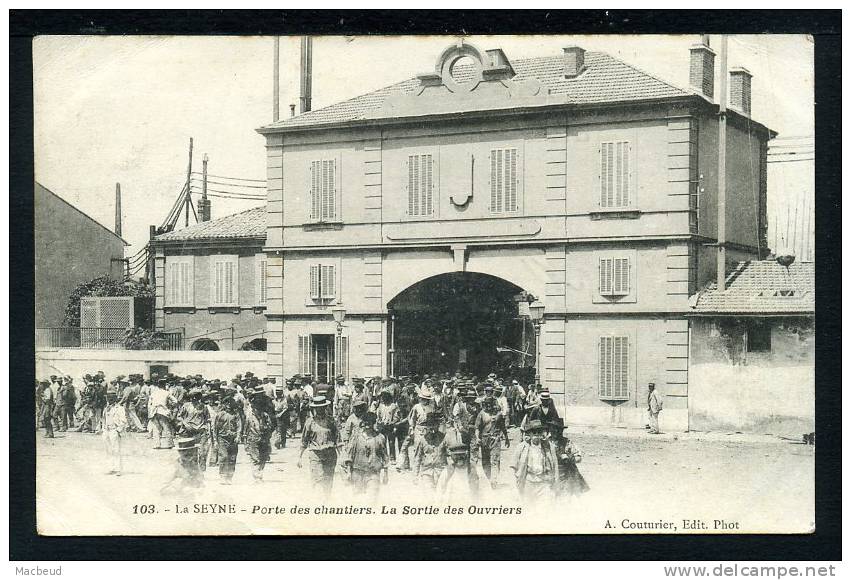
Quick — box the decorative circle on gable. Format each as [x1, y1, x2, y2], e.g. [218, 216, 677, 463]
[436, 42, 485, 94]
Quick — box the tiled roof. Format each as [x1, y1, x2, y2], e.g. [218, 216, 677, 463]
[262, 50, 690, 130]
[153, 206, 266, 242]
[690, 260, 814, 315]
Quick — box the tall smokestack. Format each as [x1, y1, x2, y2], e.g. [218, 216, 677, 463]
[198, 153, 211, 222]
[114, 183, 122, 237]
[273, 37, 280, 122]
[299, 36, 313, 114]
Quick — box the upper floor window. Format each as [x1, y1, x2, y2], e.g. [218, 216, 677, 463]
[309, 264, 336, 301]
[166, 256, 194, 307]
[599, 257, 631, 297]
[600, 141, 632, 208]
[407, 154, 435, 217]
[310, 159, 337, 222]
[490, 147, 519, 213]
[255, 254, 268, 306]
[210, 255, 239, 306]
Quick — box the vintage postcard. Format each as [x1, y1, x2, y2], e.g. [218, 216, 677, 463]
[33, 33, 814, 536]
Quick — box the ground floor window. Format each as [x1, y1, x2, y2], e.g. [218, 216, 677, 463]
[747, 321, 772, 353]
[599, 335, 629, 401]
[298, 334, 348, 383]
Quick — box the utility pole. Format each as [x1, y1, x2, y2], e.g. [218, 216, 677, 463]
[185, 137, 193, 227]
[716, 35, 728, 291]
[114, 183, 122, 237]
[273, 37, 280, 122]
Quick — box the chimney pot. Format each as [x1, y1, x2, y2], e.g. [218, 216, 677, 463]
[562, 46, 586, 78]
[729, 66, 752, 115]
[689, 43, 716, 99]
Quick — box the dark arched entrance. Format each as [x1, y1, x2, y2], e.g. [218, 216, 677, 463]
[388, 272, 534, 378]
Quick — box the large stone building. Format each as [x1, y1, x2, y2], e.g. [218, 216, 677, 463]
[35, 182, 127, 327]
[256, 42, 774, 430]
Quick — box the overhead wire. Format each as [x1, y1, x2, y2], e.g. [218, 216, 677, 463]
[191, 171, 265, 183]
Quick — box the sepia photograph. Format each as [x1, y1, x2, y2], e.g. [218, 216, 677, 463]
[30, 30, 817, 537]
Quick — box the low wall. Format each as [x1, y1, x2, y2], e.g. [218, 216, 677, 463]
[35, 349, 267, 383]
[689, 362, 814, 436]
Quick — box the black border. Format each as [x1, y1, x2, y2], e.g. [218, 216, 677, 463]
[10, 10, 841, 561]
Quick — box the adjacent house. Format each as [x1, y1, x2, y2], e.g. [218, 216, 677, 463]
[35, 182, 127, 327]
[255, 41, 775, 431]
[150, 206, 269, 351]
[687, 258, 814, 436]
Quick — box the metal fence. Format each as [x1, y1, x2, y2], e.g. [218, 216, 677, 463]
[35, 327, 184, 351]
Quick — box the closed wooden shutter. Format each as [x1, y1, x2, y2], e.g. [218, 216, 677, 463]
[490, 148, 518, 213]
[167, 257, 193, 306]
[600, 141, 631, 208]
[211, 255, 238, 306]
[599, 335, 629, 400]
[255, 254, 268, 305]
[599, 258, 613, 295]
[335, 335, 349, 381]
[407, 154, 434, 217]
[321, 265, 336, 299]
[613, 257, 630, 295]
[310, 159, 337, 221]
[298, 335, 312, 375]
[309, 265, 320, 299]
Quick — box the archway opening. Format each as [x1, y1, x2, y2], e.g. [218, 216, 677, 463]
[388, 272, 535, 379]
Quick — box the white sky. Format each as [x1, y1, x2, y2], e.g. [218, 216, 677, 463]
[33, 34, 814, 254]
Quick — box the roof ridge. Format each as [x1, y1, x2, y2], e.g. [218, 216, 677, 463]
[596, 51, 690, 95]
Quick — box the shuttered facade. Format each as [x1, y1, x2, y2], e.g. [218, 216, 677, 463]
[599, 335, 630, 400]
[489, 147, 519, 213]
[600, 141, 631, 208]
[407, 154, 434, 217]
[310, 159, 337, 221]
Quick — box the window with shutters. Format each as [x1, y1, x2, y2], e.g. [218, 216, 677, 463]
[255, 254, 268, 306]
[599, 257, 631, 296]
[309, 159, 337, 222]
[406, 154, 435, 217]
[489, 147, 519, 213]
[599, 335, 630, 401]
[298, 335, 312, 375]
[210, 255, 239, 307]
[166, 256, 194, 307]
[309, 264, 336, 302]
[335, 334, 349, 381]
[600, 141, 632, 208]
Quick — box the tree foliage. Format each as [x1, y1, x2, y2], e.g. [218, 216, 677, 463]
[62, 275, 154, 327]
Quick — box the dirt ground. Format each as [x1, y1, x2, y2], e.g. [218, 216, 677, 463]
[35, 424, 814, 536]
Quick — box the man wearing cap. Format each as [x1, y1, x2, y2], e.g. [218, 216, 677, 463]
[56, 377, 77, 432]
[351, 377, 370, 410]
[474, 394, 506, 489]
[102, 384, 128, 475]
[333, 374, 353, 430]
[298, 395, 339, 498]
[521, 387, 560, 432]
[178, 387, 212, 472]
[398, 385, 437, 474]
[214, 396, 241, 484]
[343, 411, 389, 501]
[647, 383, 663, 434]
[413, 412, 447, 491]
[244, 386, 274, 482]
[375, 388, 401, 463]
[273, 385, 290, 449]
[341, 399, 369, 466]
[506, 379, 526, 428]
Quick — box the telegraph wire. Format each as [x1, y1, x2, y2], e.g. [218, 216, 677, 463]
[191, 178, 266, 189]
[190, 171, 265, 183]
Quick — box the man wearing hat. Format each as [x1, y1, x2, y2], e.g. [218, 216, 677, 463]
[647, 382, 663, 434]
[521, 387, 560, 431]
[413, 411, 447, 491]
[149, 379, 176, 449]
[375, 387, 402, 463]
[177, 387, 212, 472]
[351, 377, 370, 410]
[39, 380, 56, 438]
[272, 384, 290, 449]
[162, 436, 204, 494]
[244, 385, 274, 482]
[56, 376, 77, 432]
[506, 379, 526, 428]
[102, 383, 128, 475]
[298, 395, 339, 498]
[343, 411, 389, 501]
[402, 385, 438, 475]
[510, 419, 557, 502]
[333, 374, 353, 431]
[474, 393, 506, 489]
[340, 399, 369, 464]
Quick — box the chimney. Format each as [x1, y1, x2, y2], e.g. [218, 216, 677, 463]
[197, 153, 211, 222]
[114, 183, 122, 237]
[299, 36, 313, 114]
[483, 48, 516, 81]
[729, 67, 752, 115]
[562, 46, 586, 78]
[689, 43, 716, 99]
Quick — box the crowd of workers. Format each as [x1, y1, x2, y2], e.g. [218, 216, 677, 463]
[35, 370, 589, 504]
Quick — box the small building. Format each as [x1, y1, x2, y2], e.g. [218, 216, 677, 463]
[687, 259, 814, 436]
[35, 183, 127, 327]
[150, 206, 269, 351]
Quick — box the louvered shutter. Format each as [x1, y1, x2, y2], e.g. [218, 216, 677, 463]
[298, 335, 312, 375]
[321, 265, 336, 299]
[599, 258, 613, 295]
[255, 254, 268, 305]
[167, 257, 193, 306]
[407, 154, 434, 217]
[309, 265, 320, 299]
[613, 257, 630, 295]
[601, 141, 630, 208]
[489, 148, 518, 213]
[599, 336, 612, 399]
[599, 335, 629, 400]
[335, 335, 349, 381]
[323, 159, 336, 221]
[614, 336, 629, 399]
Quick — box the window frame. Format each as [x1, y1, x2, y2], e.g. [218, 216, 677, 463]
[599, 256, 631, 297]
[309, 263, 338, 303]
[746, 321, 772, 353]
